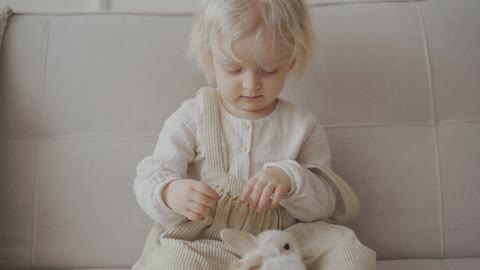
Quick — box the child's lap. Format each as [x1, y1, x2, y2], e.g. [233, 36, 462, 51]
[141, 239, 235, 270]
[286, 221, 376, 269]
[136, 220, 374, 270]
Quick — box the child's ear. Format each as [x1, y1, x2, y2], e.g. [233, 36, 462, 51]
[220, 229, 256, 255]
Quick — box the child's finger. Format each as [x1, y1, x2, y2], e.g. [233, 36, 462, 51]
[191, 191, 217, 208]
[184, 209, 204, 221]
[193, 182, 220, 201]
[270, 187, 285, 209]
[248, 181, 266, 211]
[241, 177, 256, 202]
[256, 184, 275, 213]
[187, 201, 211, 216]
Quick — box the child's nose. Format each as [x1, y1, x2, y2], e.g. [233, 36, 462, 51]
[242, 72, 260, 92]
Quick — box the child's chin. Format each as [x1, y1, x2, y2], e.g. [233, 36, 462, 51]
[240, 106, 264, 113]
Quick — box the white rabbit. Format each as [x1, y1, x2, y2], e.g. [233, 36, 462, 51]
[220, 228, 306, 270]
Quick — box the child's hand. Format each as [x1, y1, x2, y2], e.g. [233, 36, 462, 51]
[162, 179, 220, 221]
[240, 167, 291, 214]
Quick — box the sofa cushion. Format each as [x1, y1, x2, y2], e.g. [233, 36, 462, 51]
[377, 258, 480, 270]
[1, 0, 480, 269]
[65, 259, 480, 270]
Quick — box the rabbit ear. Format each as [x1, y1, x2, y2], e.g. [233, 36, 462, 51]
[220, 229, 256, 255]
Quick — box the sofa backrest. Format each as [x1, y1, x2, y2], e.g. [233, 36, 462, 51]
[1, 0, 480, 269]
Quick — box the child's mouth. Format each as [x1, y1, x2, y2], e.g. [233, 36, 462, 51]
[240, 95, 262, 101]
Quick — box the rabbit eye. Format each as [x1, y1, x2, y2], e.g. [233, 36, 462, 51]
[283, 243, 290, 250]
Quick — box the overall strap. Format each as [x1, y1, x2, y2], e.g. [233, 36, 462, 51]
[201, 87, 226, 173]
[318, 165, 360, 224]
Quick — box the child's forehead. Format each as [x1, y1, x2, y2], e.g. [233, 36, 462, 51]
[214, 32, 291, 66]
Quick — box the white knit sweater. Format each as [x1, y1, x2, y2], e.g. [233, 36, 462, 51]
[133, 91, 337, 225]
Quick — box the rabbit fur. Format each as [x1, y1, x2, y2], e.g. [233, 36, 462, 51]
[220, 228, 306, 270]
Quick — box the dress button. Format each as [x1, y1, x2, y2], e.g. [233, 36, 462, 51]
[242, 122, 250, 130]
[240, 145, 247, 152]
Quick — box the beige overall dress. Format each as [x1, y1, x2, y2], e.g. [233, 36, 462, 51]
[132, 87, 376, 270]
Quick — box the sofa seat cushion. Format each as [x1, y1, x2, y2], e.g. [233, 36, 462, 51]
[378, 258, 480, 270]
[69, 269, 130, 270]
[65, 258, 480, 270]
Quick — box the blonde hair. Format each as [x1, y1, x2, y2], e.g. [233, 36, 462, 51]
[188, 0, 316, 84]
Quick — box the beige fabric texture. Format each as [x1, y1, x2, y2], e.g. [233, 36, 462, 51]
[131, 87, 375, 270]
[1, 0, 479, 269]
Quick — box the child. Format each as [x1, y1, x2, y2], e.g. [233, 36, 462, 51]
[132, 0, 376, 269]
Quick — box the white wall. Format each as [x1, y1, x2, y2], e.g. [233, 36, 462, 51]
[2, 0, 197, 13]
[109, 0, 201, 14]
[105, 0, 416, 13]
[0, 0, 414, 14]
[0, 0, 103, 13]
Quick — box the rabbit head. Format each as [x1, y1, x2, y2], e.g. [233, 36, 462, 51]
[220, 228, 304, 270]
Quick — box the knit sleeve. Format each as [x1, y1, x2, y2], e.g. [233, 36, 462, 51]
[262, 120, 337, 222]
[133, 98, 198, 225]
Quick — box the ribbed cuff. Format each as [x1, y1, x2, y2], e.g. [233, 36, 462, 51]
[153, 176, 183, 218]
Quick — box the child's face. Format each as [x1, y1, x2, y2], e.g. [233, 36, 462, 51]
[211, 31, 293, 120]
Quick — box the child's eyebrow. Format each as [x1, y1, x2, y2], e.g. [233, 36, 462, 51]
[260, 55, 292, 66]
[221, 57, 286, 67]
[221, 59, 241, 66]
[216, 46, 291, 66]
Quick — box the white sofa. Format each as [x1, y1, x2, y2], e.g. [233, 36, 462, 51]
[1, 0, 479, 269]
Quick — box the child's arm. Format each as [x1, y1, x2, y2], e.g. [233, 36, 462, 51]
[133, 99, 199, 225]
[261, 121, 337, 222]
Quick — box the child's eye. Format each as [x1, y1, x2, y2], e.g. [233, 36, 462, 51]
[226, 68, 242, 74]
[261, 69, 278, 74]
